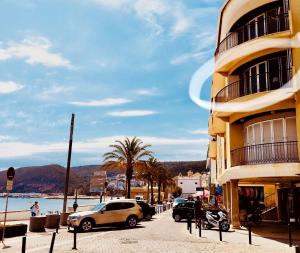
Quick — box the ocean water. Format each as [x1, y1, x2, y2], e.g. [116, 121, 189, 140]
[0, 197, 101, 214]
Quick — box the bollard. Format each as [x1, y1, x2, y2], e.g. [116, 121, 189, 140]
[22, 236, 26, 253]
[219, 222, 222, 241]
[248, 223, 252, 245]
[72, 227, 77, 250]
[199, 219, 202, 237]
[288, 223, 292, 247]
[49, 232, 56, 253]
[295, 246, 300, 253]
[56, 218, 60, 234]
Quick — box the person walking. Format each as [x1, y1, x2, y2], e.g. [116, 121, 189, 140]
[194, 196, 202, 228]
[30, 201, 40, 217]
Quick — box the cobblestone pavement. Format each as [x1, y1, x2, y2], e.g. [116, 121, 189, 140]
[3, 210, 296, 253]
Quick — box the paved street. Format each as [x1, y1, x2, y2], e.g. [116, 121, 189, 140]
[4, 210, 296, 253]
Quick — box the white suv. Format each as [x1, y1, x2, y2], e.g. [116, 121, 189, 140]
[68, 199, 143, 232]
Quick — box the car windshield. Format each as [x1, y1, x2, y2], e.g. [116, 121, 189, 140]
[90, 203, 106, 211]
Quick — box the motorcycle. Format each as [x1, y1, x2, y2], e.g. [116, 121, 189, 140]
[247, 206, 262, 225]
[201, 210, 230, 232]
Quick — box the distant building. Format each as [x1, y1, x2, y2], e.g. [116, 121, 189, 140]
[89, 170, 107, 193]
[173, 170, 209, 197]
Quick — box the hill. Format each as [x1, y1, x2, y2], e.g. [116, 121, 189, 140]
[0, 165, 87, 194]
[0, 161, 207, 194]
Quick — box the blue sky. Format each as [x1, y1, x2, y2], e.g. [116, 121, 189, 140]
[0, 0, 222, 170]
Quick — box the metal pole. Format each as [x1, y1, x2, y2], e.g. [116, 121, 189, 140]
[72, 227, 77, 250]
[21, 236, 26, 253]
[288, 222, 292, 247]
[248, 223, 252, 245]
[49, 232, 56, 253]
[56, 218, 60, 234]
[63, 113, 75, 213]
[219, 222, 223, 241]
[1, 191, 10, 248]
[199, 219, 202, 237]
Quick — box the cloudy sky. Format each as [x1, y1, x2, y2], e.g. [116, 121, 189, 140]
[0, 0, 222, 170]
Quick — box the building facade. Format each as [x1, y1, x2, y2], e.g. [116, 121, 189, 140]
[208, 0, 300, 227]
[173, 170, 209, 197]
[89, 170, 107, 193]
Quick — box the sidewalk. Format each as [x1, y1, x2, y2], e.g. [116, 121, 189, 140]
[2, 210, 297, 253]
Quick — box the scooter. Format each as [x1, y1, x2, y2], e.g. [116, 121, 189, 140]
[201, 210, 230, 232]
[247, 206, 262, 225]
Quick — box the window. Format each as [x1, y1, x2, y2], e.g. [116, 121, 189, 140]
[180, 182, 183, 184]
[195, 182, 198, 184]
[105, 202, 134, 211]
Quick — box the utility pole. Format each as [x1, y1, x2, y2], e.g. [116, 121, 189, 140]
[63, 113, 75, 213]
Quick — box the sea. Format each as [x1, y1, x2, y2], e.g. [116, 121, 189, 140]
[0, 197, 101, 214]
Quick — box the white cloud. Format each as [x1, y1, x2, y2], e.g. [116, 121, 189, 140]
[0, 81, 24, 94]
[0, 36, 71, 68]
[0, 135, 207, 159]
[107, 110, 157, 117]
[170, 51, 208, 65]
[171, 13, 191, 37]
[93, 0, 131, 9]
[69, 98, 131, 107]
[134, 87, 159, 96]
[37, 86, 75, 100]
[190, 129, 208, 135]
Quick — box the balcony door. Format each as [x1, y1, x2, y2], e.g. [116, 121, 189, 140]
[245, 61, 267, 94]
[244, 117, 297, 163]
[248, 14, 266, 40]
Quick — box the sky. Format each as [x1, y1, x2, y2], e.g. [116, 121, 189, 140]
[0, 0, 223, 170]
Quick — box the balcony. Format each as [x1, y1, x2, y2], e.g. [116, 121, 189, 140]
[215, 11, 289, 57]
[215, 68, 292, 103]
[231, 141, 299, 167]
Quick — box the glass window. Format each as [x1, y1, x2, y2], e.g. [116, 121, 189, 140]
[90, 203, 106, 212]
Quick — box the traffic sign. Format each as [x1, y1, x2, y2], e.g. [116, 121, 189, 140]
[7, 167, 15, 180]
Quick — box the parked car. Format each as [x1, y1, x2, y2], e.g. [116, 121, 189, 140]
[137, 201, 156, 220]
[172, 197, 187, 208]
[172, 201, 195, 222]
[67, 199, 143, 232]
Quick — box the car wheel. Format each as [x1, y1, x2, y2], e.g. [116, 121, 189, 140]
[145, 213, 152, 221]
[174, 214, 181, 222]
[80, 219, 94, 232]
[126, 216, 138, 228]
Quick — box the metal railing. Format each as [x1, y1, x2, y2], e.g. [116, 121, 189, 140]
[215, 12, 289, 56]
[231, 141, 299, 167]
[215, 69, 292, 103]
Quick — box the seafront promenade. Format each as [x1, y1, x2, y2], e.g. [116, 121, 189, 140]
[3, 210, 297, 253]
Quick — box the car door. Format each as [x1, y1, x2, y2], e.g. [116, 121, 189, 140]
[95, 203, 122, 225]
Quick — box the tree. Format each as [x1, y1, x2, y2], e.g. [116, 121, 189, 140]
[172, 186, 182, 198]
[103, 137, 152, 199]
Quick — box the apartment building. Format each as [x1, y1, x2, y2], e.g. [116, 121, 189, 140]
[208, 0, 300, 227]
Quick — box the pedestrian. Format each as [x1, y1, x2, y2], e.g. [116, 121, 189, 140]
[194, 196, 202, 228]
[30, 201, 40, 217]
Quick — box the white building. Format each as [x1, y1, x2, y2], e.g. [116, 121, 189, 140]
[173, 170, 209, 197]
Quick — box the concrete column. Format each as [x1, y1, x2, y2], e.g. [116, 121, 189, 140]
[231, 179, 240, 228]
[226, 181, 231, 223]
[222, 184, 227, 209]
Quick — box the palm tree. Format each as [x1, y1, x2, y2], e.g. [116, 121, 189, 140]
[103, 137, 152, 199]
[146, 158, 162, 205]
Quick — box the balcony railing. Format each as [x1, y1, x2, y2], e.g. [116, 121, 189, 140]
[215, 12, 289, 56]
[231, 141, 299, 167]
[215, 69, 292, 103]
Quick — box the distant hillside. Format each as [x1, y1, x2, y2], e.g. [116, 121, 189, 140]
[0, 161, 207, 194]
[0, 165, 87, 194]
[162, 161, 208, 176]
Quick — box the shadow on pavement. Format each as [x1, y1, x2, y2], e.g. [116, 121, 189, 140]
[68, 225, 145, 233]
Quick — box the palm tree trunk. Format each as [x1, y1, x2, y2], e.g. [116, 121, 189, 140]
[150, 177, 154, 205]
[147, 173, 150, 202]
[158, 179, 161, 204]
[126, 168, 133, 199]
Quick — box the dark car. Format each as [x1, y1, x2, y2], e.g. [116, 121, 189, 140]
[172, 201, 195, 222]
[137, 201, 156, 220]
[172, 197, 187, 208]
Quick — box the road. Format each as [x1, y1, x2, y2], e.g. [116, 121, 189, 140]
[4, 210, 294, 253]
